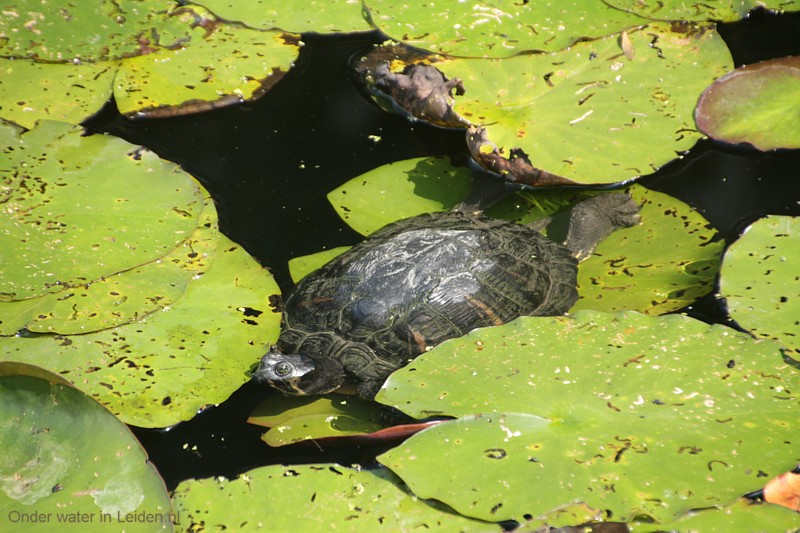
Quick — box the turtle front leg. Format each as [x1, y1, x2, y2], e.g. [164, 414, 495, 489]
[563, 193, 641, 261]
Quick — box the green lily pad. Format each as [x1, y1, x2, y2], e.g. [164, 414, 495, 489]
[0, 236, 281, 428]
[0, 188, 219, 335]
[0, 121, 203, 302]
[248, 394, 384, 446]
[288, 246, 350, 284]
[362, 0, 647, 57]
[0, 0, 198, 62]
[0, 60, 117, 129]
[328, 156, 473, 236]
[0, 362, 172, 531]
[695, 56, 800, 151]
[376, 311, 798, 524]
[720, 215, 800, 355]
[432, 22, 732, 183]
[115, 24, 300, 118]
[362, 0, 799, 59]
[328, 156, 722, 315]
[188, 0, 372, 33]
[171, 464, 494, 531]
[633, 498, 800, 532]
[0, 6, 301, 123]
[605, 0, 800, 23]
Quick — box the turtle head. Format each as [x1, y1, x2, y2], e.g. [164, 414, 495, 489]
[254, 348, 345, 396]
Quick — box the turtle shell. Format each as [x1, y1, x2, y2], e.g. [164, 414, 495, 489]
[279, 211, 578, 369]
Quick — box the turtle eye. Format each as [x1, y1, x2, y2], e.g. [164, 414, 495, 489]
[274, 361, 293, 377]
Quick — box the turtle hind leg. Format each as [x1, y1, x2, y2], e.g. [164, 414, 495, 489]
[564, 192, 641, 261]
[356, 378, 385, 399]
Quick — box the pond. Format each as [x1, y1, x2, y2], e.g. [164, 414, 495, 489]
[3, 3, 800, 531]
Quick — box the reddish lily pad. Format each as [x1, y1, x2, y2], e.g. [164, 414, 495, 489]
[695, 56, 800, 150]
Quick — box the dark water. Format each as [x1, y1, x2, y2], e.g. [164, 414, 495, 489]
[85, 10, 800, 490]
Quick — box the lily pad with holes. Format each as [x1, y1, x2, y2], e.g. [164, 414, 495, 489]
[361, 0, 798, 59]
[328, 157, 723, 315]
[426, 22, 733, 184]
[0, 189, 219, 335]
[171, 464, 494, 531]
[720, 215, 800, 355]
[0, 60, 117, 129]
[115, 23, 300, 118]
[248, 394, 384, 446]
[0, 0, 197, 62]
[0, 121, 203, 302]
[695, 56, 800, 151]
[361, 0, 647, 58]
[376, 310, 799, 524]
[605, 0, 800, 23]
[0, 5, 302, 123]
[187, 0, 372, 33]
[327, 156, 473, 236]
[0, 362, 172, 531]
[0, 236, 281, 428]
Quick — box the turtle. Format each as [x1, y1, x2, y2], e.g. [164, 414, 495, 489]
[255, 192, 641, 398]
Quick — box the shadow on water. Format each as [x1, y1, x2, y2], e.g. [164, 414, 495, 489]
[83, 13, 800, 490]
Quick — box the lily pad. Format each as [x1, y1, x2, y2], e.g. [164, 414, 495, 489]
[695, 56, 800, 151]
[0, 0, 198, 62]
[361, 0, 799, 59]
[431, 22, 733, 183]
[0, 5, 301, 123]
[720, 215, 800, 355]
[288, 246, 350, 284]
[362, 0, 647, 58]
[248, 394, 384, 446]
[0, 189, 219, 335]
[376, 311, 798, 524]
[115, 24, 300, 118]
[0, 121, 203, 302]
[188, 0, 372, 33]
[605, 0, 800, 23]
[327, 156, 473, 236]
[634, 498, 800, 532]
[171, 464, 494, 531]
[0, 60, 117, 129]
[0, 362, 172, 531]
[0, 236, 281, 428]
